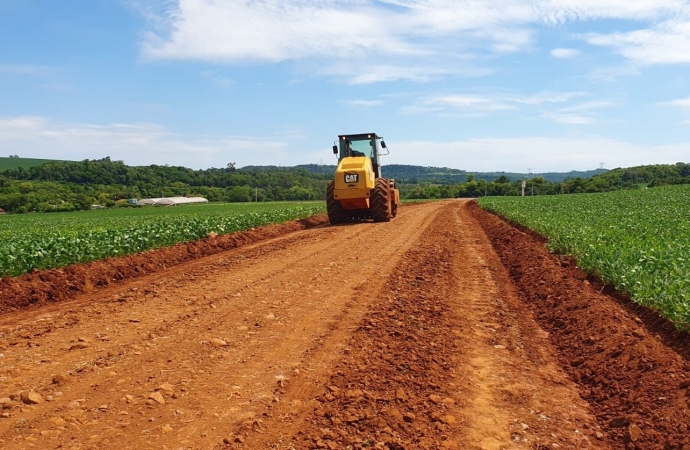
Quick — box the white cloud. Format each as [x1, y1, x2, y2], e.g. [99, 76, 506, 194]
[0, 116, 289, 169]
[588, 65, 641, 82]
[320, 64, 452, 84]
[422, 94, 515, 112]
[137, 0, 690, 76]
[200, 70, 234, 89]
[551, 48, 581, 58]
[341, 100, 383, 107]
[664, 96, 690, 107]
[0, 116, 47, 130]
[541, 113, 595, 124]
[587, 20, 690, 65]
[388, 137, 690, 172]
[3, 117, 687, 172]
[509, 91, 587, 105]
[401, 90, 609, 123]
[398, 105, 444, 115]
[0, 64, 54, 76]
[662, 96, 690, 124]
[141, 1, 414, 63]
[542, 100, 616, 124]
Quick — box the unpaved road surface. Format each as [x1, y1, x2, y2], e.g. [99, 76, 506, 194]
[1, 201, 688, 450]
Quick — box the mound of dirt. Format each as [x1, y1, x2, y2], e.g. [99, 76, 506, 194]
[0, 215, 327, 314]
[288, 211, 462, 449]
[469, 201, 690, 449]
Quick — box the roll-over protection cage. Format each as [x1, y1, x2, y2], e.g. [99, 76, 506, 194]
[332, 133, 387, 179]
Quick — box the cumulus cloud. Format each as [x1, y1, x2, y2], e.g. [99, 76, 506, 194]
[541, 99, 617, 124]
[317, 63, 456, 84]
[0, 116, 289, 169]
[136, 0, 690, 76]
[586, 20, 690, 65]
[422, 94, 515, 111]
[588, 65, 641, 82]
[3, 116, 688, 172]
[662, 96, 690, 124]
[541, 113, 594, 124]
[400, 90, 611, 123]
[509, 91, 588, 105]
[199, 70, 234, 89]
[664, 96, 690, 107]
[341, 100, 383, 107]
[551, 48, 581, 58]
[388, 137, 690, 172]
[0, 64, 55, 76]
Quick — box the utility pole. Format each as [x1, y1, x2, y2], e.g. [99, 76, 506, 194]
[255, 187, 258, 202]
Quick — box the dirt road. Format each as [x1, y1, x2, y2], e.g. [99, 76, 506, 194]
[1, 201, 688, 449]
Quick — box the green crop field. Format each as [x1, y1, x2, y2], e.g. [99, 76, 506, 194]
[0, 201, 325, 277]
[478, 185, 690, 328]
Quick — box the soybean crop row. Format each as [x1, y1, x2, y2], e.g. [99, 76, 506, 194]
[478, 185, 690, 328]
[0, 202, 325, 277]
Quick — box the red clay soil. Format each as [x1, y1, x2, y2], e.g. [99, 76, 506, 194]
[237, 201, 608, 450]
[1, 200, 688, 450]
[0, 215, 327, 314]
[469, 201, 690, 450]
[286, 211, 462, 449]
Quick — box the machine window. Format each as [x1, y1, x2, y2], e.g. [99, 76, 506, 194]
[348, 139, 375, 158]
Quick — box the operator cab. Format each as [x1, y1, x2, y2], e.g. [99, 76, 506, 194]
[332, 133, 387, 178]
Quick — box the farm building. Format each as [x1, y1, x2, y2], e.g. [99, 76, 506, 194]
[137, 197, 208, 206]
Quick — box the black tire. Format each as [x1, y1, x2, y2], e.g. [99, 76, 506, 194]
[390, 181, 398, 218]
[371, 178, 391, 222]
[326, 181, 347, 224]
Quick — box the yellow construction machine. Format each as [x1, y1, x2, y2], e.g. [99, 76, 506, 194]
[326, 133, 400, 224]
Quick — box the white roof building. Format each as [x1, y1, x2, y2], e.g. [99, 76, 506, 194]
[137, 197, 208, 206]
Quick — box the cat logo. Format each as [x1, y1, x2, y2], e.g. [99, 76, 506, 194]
[345, 173, 359, 183]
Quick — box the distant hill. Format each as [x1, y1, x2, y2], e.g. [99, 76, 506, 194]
[291, 164, 608, 184]
[3, 157, 606, 183]
[1, 156, 687, 213]
[0, 157, 69, 172]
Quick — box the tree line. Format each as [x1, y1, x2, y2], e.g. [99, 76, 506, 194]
[400, 163, 690, 199]
[0, 157, 688, 213]
[0, 158, 331, 213]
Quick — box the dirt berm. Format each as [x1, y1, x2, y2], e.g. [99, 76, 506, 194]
[0, 200, 687, 449]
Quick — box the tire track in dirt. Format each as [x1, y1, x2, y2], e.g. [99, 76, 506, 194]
[469, 201, 690, 450]
[241, 201, 608, 449]
[0, 203, 441, 449]
[446, 203, 607, 449]
[2, 200, 687, 450]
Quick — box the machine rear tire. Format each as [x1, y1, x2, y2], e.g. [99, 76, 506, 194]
[371, 178, 391, 222]
[326, 181, 347, 224]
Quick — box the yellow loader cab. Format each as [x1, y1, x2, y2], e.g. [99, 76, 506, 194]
[326, 133, 400, 224]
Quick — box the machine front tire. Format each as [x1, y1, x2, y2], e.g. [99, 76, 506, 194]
[390, 181, 399, 218]
[371, 178, 391, 222]
[326, 181, 347, 224]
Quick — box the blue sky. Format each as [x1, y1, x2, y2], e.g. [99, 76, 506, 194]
[1, 0, 689, 172]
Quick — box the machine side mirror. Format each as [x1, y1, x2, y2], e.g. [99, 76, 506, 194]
[381, 140, 387, 148]
[332, 145, 338, 154]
